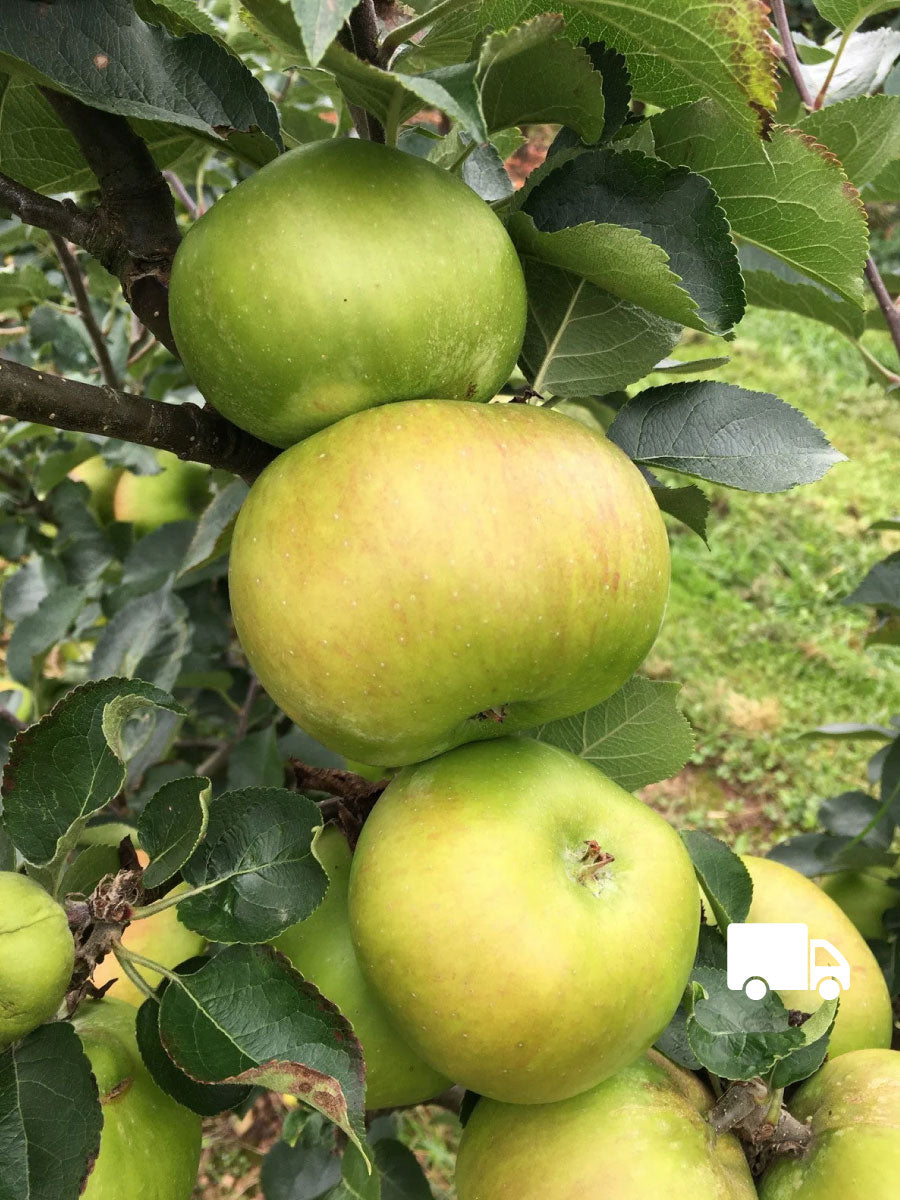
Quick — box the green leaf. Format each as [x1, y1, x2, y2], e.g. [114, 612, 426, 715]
[799, 29, 900, 104]
[477, 17, 606, 140]
[512, 147, 744, 334]
[607, 381, 846, 492]
[137, 775, 211, 888]
[135, 0, 221, 37]
[291, 0, 357, 67]
[519, 258, 680, 397]
[157, 944, 367, 1155]
[0, 0, 280, 145]
[817, 0, 900, 26]
[374, 1139, 434, 1200]
[90, 585, 192, 691]
[739, 245, 865, 341]
[260, 1111, 343, 1197]
[799, 95, 900, 193]
[180, 479, 248, 576]
[6, 584, 86, 684]
[1, 678, 183, 865]
[178, 786, 327, 942]
[681, 830, 752, 929]
[843, 551, 900, 612]
[1, 555, 65, 623]
[0, 261, 59, 314]
[651, 103, 869, 307]
[769, 1004, 836, 1089]
[226, 725, 285, 791]
[651, 483, 711, 544]
[530, 677, 694, 791]
[60, 842, 122, 897]
[0, 1022, 103, 1200]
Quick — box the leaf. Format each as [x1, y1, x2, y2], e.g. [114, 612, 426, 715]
[1, 678, 183, 866]
[652, 355, 731, 375]
[137, 775, 211, 888]
[607, 381, 846, 492]
[819, 790, 894, 848]
[0, 1021, 102, 1200]
[739, 245, 865, 341]
[518, 259, 681, 398]
[767, 832, 895, 877]
[681, 830, 752, 929]
[60, 842, 121, 897]
[0, 0, 280, 145]
[1, 555, 65, 623]
[374, 1140, 434, 1200]
[530, 677, 694, 791]
[136, 0, 222, 38]
[512, 147, 744, 333]
[651, 483, 710, 544]
[291, 0, 357, 68]
[800, 95, 900, 194]
[798, 29, 900, 104]
[843, 551, 900, 612]
[882, 737, 900, 819]
[769, 1003, 838, 1089]
[90, 585, 192, 691]
[6, 584, 86, 684]
[260, 1114, 343, 1199]
[135, 961, 252, 1116]
[650, 104, 868, 307]
[0, 261, 58, 314]
[226, 726, 285, 791]
[477, 18, 606, 139]
[178, 787, 327, 943]
[332, 1142, 381, 1200]
[817, 0, 900, 27]
[801, 721, 895, 741]
[157, 944, 367, 1154]
[180, 479, 248, 575]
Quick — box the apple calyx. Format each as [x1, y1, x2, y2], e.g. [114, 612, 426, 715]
[473, 706, 508, 723]
[576, 840, 615, 889]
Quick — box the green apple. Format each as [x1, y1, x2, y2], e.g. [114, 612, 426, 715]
[456, 1050, 757, 1199]
[74, 998, 201, 1200]
[741, 855, 892, 1056]
[229, 400, 670, 767]
[70, 455, 124, 523]
[0, 872, 74, 1048]
[92, 883, 205, 1007]
[273, 826, 449, 1110]
[169, 139, 527, 447]
[758, 1049, 900, 1199]
[818, 865, 900, 940]
[112, 450, 209, 534]
[348, 737, 700, 1104]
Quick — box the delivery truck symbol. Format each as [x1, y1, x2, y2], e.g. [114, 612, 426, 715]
[726, 923, 850, 1001]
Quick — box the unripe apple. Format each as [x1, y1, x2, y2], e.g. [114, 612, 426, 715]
[758, 1049, 900, 1199]
[169, 139, 527, 447]
[69, 455, 124, 523]
[112, 450, 209, 534]
[229, 400, 669, 767]
[273, 826, 449, 1110]
[0, 872, 74, 1048]
[91, 883, 205, 1006]
[456, 1050, 757, 1199]
[741, 855, 892, 1056]
[818, 866, 900, 940]
[73, 998, 201, 1200]
[348, 737, 700, 1104]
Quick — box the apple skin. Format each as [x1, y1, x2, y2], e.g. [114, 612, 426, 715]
[169, 139, 527, 447]
[758, 1049, 900, 1200]
[455, 1050, 757, 1200]
[70, 455, 124, 523]
[818, 866, 900, 940]
[0, 872, 75, 1048]
[348, 737, 700, 1104]
[91, 883, 205, 1007]
[273, 827, 449, 1110]
[742, 856, 892, 1056]
[112, 450, 209, 534]
[73, 998, 201, 1200]
[229, 400, 670, 767]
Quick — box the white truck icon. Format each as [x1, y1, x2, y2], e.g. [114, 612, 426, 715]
[726, 923, 850, 1001]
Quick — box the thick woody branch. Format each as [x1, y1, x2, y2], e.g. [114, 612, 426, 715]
[0, 171, 97, 246]
[0, 357, 277, 483]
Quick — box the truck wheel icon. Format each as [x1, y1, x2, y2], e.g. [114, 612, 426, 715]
[818, 977, 841, 1000]
[744, 977, 767, 1000]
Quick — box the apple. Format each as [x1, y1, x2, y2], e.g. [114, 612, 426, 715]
[740, 855, 892, 1056]
[73, 997, 201, 1200]
[818, 866, 900, 940]
[456, 1049, 757, 1199]
[91, 883, 205, 1007]
[70, 455, 124, 523]
[347, 737, 700, 1104]
[112, 450, 209, 534]
[229, 400, 670, 767]
[758, 1049, 900, 1199]
[168, 139, 527, 448]
[273, 826, 449, 1110]
[0, 872, 74, 1048]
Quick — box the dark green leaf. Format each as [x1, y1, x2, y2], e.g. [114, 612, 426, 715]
[819, 790, 894, 848]
[739, 245, 866, 341]
[681, 830, 752, 929]
[60, 842, 121, 897]
[137, 775, 211, 889]
[261, 1114, 342, 1199]
[651, 483, 710, 544]
[767, 833, 895, 877]
[881, 737, 900, 819]
[6, 584, 86, 684]
[769, 1008, 836, 1089]
[90, 585, 192, 691]
[291, 0, 357, 67]
[180, 480, 248, 575]
[843, 552, 900, 612]
[1, 555, 66, 623]
[226, 726, 285, 791]
[375, 1139, 434, 1200]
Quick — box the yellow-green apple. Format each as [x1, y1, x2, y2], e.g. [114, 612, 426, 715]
[456, 1050, 757, 1199]
[818, 866, 900, 940]
[169, 139, 527, 447]
[69, 455, 124, 523]
[758, 1049, 900, 1200]
[348, 737, 700, 1103]
[273, 826, 449, 1110]
[92, 883, 204, 1006]
[0, 872, 74, 1047]
[229, 400, 670, 767]
[740, 856, 892, 1056]
[112, 451, 209, 534]
[73, 998, 201, 1200]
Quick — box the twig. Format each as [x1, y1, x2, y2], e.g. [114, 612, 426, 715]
[163, 169, 198, 220]
[339, 2, 386, 143]
[0, 171, 97, 245]
[0, 356, 277, 483]
[50, 235, 120, 389]
[291, 762, 388, 805]
[196, 677, 261, 777]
